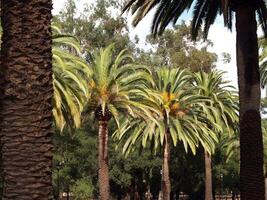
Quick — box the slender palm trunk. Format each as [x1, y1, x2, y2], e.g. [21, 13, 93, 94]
[0, 1, 53, 199]
[98, 120, 110, 200]
[205, 151, 213, 200]
[236, 5, 265, 200]
[162, 132, 171, 200]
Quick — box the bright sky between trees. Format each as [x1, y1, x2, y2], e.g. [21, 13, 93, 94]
[52, 0, 238, 87]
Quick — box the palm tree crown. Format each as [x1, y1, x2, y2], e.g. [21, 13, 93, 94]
[123, 0, 267, 38]
[115, 67, 218, 155]
[193, 70, 239, 133]
[83, 43, 153, 126]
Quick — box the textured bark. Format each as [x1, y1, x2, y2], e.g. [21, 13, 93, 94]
[204, 151, 213, 200]
[236, 5, 265, 200]
[0, 0, 53, 199]
[162, 132, 170, 200]
[266, 164, 267, 200]
[98, 120, 110, 200]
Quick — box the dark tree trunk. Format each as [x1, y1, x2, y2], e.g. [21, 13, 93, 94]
[98, 120, 110, 200]
[0, 1, 53, 199]
[162, 132, 170, 200]
[235, 5, 265, 200]
[204, 151, 213, 200]
[265, 164, 267, 200]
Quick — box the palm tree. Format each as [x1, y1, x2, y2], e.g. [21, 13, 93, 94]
[0, 1, 53, 199]
[193, 71, 239, 200]
[52, 25, 91, 131]
[82, 43, 153, 200]
[123, 1, 267, 198]
[115, 67, 218, 200]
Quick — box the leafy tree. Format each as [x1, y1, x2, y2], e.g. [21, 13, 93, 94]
[54, 0, 134, 53]
[82, 43, 153, 200]
[53, 126, 98, 199]
[115, 68, 218, 200]
[70, 177, 94, 199]
[146, 22, 217, 72]
[109, 147, 162, 199]
[123, 1, 267, 198]
[193, 71, 239, 200]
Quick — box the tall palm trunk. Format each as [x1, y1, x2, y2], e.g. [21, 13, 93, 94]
[0, 1, 53, 199]
[236, 5, 265, 200]
[98, 120, 110, 200]
[265, 174, 267, 200]
[204, 151, 213, 200]
[162, 132, 171, 200]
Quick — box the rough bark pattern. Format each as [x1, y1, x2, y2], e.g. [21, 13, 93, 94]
[205, 151, 213, 200]
[236, 5, 265, 200]
[98, 120, 110, 200]
[162, 132, 170, 200]
[0, 1, 53, 199]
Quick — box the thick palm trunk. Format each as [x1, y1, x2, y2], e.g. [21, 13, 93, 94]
[204, 151, 213, 200]
[235, 5, 265, 200]
[162, 133, 171, 200]
[98, 120, 110, 200]
[0, 1, 53, 199]
[265, 164, 267, 200]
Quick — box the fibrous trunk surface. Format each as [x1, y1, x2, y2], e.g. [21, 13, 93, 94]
[0, 1, 53, 199]
[236, 5, 265, 200]
[98, 120, 110, 200]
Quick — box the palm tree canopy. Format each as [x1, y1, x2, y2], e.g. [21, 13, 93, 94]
[193, 70, 239, 134]
[123, 0, 267, 39]
[52, 25, 91, 131]
[114, 67, 218, 156]
[83, 43, 154, 128]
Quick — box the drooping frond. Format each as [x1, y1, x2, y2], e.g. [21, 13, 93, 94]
[52, 25, 91, 131]
[123, 0, 267, 39]
[114, 67, 219, 156]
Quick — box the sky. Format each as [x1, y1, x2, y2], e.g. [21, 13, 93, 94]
[52, 0, 238, 87]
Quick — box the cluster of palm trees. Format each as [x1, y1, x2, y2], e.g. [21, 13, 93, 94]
[53, 28, 239, 199]
[122, 1, 267, 199]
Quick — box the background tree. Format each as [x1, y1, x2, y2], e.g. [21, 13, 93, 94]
[0, 1, 53, 199]
[123, 1, 267, 199]
[54, 0, 134, 53]
[146, 22, 217, 72]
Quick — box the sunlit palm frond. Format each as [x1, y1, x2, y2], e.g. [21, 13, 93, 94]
[114, 67, 219, 156]
[193, 70, 238, 133]
[52, 25, 91, 131]
[83, 43, 153, 130]
[123, 0, 267, 39]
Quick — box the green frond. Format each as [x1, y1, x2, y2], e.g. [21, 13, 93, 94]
[52, 25, 89, 131]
